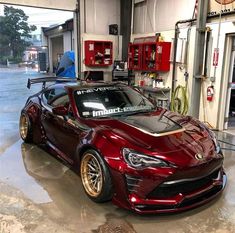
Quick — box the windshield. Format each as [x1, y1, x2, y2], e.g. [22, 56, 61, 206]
[74, 86, 154, 118]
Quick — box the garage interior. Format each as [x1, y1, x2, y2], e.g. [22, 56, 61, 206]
[0, 0, 235, 232]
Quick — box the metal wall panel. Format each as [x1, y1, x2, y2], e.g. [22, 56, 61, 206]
[0, 0, 77, 11]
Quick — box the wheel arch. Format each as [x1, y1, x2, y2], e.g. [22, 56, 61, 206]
[79, 144, 114, 202]
[21, 102, 43, 144]
[76, 144, 99, 169]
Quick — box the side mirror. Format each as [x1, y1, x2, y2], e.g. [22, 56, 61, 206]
[147, 94, 157, 106]
[52, 105, 68, 116]
[56, 67, 65, 76]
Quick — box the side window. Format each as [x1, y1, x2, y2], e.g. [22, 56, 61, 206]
[42, 87, 67, 106]
[42, 90, 52, 103]
[51, 94, 74, 119]
[50, 94, 69, 107]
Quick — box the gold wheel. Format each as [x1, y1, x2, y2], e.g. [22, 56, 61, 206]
[81, 153, 103, 197]
[20, 114, 29, 140]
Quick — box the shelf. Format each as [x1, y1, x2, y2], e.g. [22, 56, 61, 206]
[139, 86, 171, 93]
[84, 40, 113, 66]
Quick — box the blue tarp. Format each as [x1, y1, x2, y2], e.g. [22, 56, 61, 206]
[56, 51, 76, 78]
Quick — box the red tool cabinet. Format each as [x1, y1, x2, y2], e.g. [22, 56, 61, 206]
[128, 37, 171, 72]
[128, 43, 143, 70]
[84, 40, 113, 66]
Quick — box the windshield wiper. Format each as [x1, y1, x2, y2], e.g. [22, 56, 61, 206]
[94, 115, 110, 119]
[120, 108, 154, 116]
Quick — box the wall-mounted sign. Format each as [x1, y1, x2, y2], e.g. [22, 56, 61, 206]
[213, 48, 219, 66]
[215, 0, 234, 4]
[109, 24, 118, 35]
[208, 0, 235, 16]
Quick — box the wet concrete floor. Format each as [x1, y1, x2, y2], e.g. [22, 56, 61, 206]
[0, 68, 235, 233]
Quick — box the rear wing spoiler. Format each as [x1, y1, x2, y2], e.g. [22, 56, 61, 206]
[27, 77, 78, 89]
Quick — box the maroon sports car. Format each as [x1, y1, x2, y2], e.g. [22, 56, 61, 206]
[19, 78, 226, 214]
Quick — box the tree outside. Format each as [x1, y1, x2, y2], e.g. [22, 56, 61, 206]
[0, 6, 37, 63]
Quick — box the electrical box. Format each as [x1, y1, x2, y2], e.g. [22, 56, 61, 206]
[128, 37, 171, 72]
[84, 40, 113, 66]
[109, 24, 118, 35]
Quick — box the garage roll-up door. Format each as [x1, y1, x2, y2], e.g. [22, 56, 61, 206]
[0, 0, 77, 11]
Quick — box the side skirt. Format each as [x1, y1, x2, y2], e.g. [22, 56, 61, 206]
[45, 140, 74, 165]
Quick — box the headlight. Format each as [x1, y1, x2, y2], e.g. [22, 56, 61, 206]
[122, 148, 169, 169]
[208, 129, 221, 154]
[213, 138, 221, 154]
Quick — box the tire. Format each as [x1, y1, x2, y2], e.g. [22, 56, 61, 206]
[80, 149, 113, 203]
[19, 112, 33, 143]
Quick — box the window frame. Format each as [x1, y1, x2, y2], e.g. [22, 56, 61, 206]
[41, 86, 68, 109]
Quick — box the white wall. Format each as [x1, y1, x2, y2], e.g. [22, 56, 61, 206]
[133, 0, 195, 33]
[83, 0, 120, 34]
[79, 0, 121, 80]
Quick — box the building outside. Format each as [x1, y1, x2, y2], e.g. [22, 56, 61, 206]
[42, 18, 74, 73]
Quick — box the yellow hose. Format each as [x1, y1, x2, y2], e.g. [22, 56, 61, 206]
[170, 85, 189, 115]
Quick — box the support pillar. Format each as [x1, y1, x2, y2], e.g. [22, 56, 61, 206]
[190, 0, 209, 118]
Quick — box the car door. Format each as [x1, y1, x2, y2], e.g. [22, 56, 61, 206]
[40, 87, 64, 145]
[40, 87, 81, 164]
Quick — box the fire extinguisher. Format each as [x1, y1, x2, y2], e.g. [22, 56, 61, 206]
[207, 86, 214, 102]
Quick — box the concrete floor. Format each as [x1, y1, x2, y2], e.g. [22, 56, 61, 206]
[0, 67, 235, 233]
[225, 128, 235, 136]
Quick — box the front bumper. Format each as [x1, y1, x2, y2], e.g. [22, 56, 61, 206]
[111, 164, 226, 214]
[129, 171, 226, 214]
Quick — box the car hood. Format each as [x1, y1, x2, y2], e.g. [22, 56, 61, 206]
[88, 109, 218, 166]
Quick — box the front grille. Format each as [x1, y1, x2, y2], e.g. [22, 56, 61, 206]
[135, 185, 223, 212]
[125, 175, 142, 193]
[147, 169, 220, 199]
[179, 186, 222, 208]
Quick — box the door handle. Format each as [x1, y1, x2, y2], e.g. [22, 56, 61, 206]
[41, 113, 46, 120]
[41, 109, 48, 120]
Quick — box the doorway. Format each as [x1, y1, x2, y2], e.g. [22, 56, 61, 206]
[51, 36, 64, 73]
[225, 39, 235, 130]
